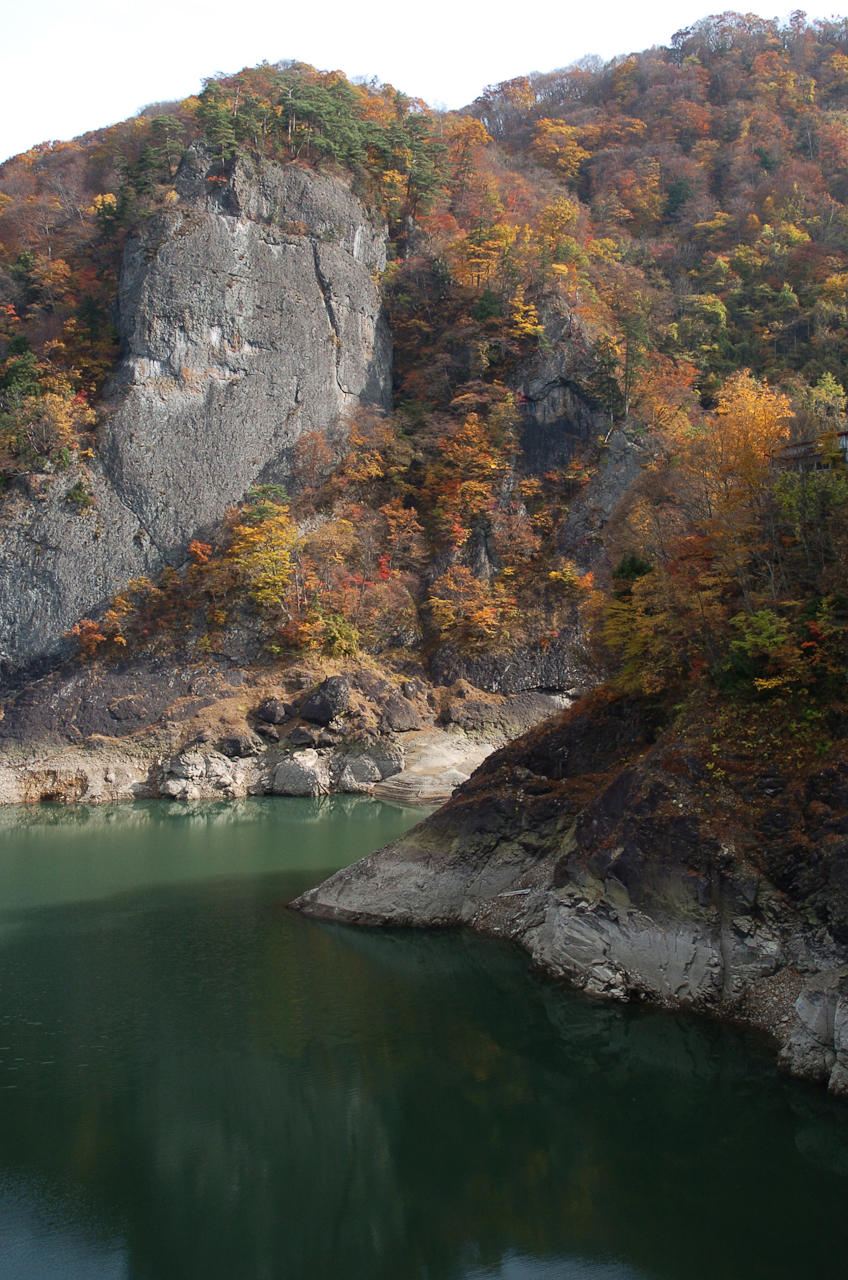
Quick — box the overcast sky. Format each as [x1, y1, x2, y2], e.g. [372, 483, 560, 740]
[0, 3, 824, 163]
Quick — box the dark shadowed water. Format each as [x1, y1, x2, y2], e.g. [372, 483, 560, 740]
[0, 797, 845, 1280]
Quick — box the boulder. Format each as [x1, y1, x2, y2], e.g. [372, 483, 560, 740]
[256, 698, 291, 725]
[272, 750, 330, 796]
[380, 693, 421, 733]
[208, 757, 235, 789]
[354, 671, 394, 703]
[289, 726, 317, 747]
[300, 677, 351, 726]
[167, 750, 207, 780]
[218, 732, 262, 758]
[161, 778, 200, 800]
[338, 755, 383, 793]
[367, 742, 405, 779]
[160, 749, 236, 799]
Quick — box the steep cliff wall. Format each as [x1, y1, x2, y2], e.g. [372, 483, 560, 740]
[0, 147, 391, 687]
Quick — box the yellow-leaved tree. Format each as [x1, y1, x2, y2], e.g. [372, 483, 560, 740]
[675, 370, 792, 607]
[2, 391, 96, 465]
[228, 505, 301, 614]
[530, 120, 590, 182]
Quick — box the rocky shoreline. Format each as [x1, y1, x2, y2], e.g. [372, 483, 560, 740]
[0, 657, 570, 807]
[293, 691, 848, 1099]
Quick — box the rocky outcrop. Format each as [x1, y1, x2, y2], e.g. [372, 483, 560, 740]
[430, 642, 583, 695]
[161, 747, 264, 800]
[558, 428, 644, 572]
[779, 968, 848, 1091]
[0, 654, 227, 744]
[0, 146, 391, 687]
[294, 691, 848, 1096]
[517, 311, 605, 473]
[272, 749, 332, 796]
[516, 306, 646, 583]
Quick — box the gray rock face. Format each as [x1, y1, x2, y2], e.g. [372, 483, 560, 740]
[517, 309, 645, 576]
[517, 311, 607, 474]
[430, 644, 582, 695]
[272, 749, 331, 796]
[0, 652, 220, 743]
[0, 147, 391, 687]
[438, 691, 569, 731]
[780, 968, 848, 1095]
[558, 429, 644, 572]
[0, 471, 161, 688]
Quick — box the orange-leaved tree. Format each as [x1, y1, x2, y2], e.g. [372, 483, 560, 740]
[427, 566, 518, 654]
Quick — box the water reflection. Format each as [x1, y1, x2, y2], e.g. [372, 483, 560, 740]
[465, 1257, 648, 1279]
[0, 1182, 128, 1280]
[0, 802, 845, 1280]
[0, 797, 425, 911]
[0, 793, 409, 831]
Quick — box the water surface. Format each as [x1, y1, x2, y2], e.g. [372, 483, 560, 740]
[0, 797, 845, 1280]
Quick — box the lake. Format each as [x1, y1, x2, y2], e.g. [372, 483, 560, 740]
[0, 796, 845, 1280]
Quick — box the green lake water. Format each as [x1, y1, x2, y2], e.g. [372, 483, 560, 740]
[0, 796, 845, 1280]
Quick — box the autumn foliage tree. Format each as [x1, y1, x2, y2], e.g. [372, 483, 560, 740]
[600, 371, 848, 700]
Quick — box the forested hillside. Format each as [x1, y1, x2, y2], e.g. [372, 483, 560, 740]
[2, 11, 848, 748]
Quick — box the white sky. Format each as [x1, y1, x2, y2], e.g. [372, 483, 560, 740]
[0, 3, 827, 163]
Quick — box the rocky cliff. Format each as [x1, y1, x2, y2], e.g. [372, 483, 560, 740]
[294, 691, 848, 1096]
[0, 147, 391, 687]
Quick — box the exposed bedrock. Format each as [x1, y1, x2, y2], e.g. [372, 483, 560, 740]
[430, 637, 583, 695]
[0, 147, 391, 687]
[517, 312, 606, 474]
[294, 693, 848, 1096]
